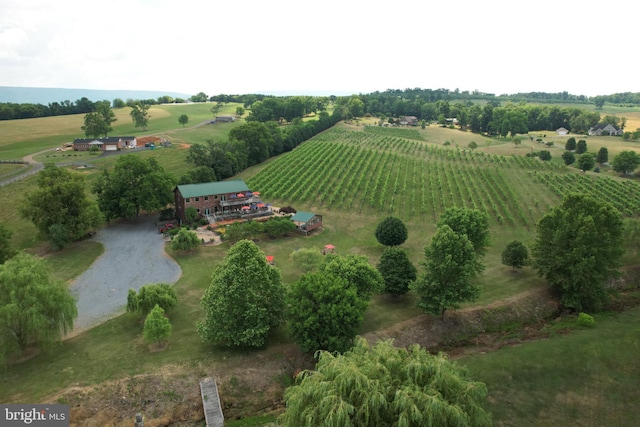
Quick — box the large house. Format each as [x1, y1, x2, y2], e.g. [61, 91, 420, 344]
[174, 180, 253, 222]
[73, 136, 137, 151]
[588, 124, 623, 136]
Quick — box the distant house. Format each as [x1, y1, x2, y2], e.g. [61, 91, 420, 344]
[290, 211, 323, 234]
[213, 115, 235, 123]
[399, 116, 419, 126]
[73, 136, 137, 151]
[588, 124, 623, 136]
[556, 127, 569, 136]
[174, 180, 251, 222]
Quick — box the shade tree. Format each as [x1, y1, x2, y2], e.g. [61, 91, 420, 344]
[501, 240, 529, 271]
[532, 193, 624, 311]
[279, 337, 491, 427]
[285, 272, 367, 353]
[377, 246, 417, 295]
[320, 253, 384, 300]
[126, 283, 177, 316]
[171, 228, 200, 251]
[143, 304, 172, 345]
[612, 150, 640, 175]
[437, 206, 490, 260]
[412, 225, 480, 318]
[197, 240, 285, 347]
[374, 216, 408, 246]
[92, 155, 175, 221]
[20, 164, 101, 249]
[0, 252, 77, 357]
[577, 152, 595, 171]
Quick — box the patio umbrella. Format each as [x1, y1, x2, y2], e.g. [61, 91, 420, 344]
[266, 255, 274, 263]
[257, 203, 265, 208]
[252, 191, 261, 195]
[324, 244, 335, 249]
[237, 193, 245, 197]
[241, 206, 250, 210]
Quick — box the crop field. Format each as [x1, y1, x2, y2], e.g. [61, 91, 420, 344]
[247, 125, 640, 228]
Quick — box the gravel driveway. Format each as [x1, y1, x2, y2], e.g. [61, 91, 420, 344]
[70, 214, 182, 332]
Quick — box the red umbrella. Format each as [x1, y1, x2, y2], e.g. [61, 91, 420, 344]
[257, 203, 265, 208]
[266, 256, 274, 263]
[324, 244, 335, 249]
[241, 205, 250, 210]
[252, 191, 261, 195]
[237, 193, 245, 197]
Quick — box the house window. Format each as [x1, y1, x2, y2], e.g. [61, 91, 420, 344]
[214, 195, 218, 199]
[197, 208, 200, 213]
[195, 197, 199, 202]
[220, 195, 226, 201]
[185, 198, 190, 202]
[204, 196, 208, 200]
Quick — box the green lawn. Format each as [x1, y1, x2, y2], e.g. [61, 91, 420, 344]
[459, 307, 640, 426]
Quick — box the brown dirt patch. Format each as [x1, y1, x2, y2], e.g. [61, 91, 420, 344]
[137, 136, 162, 145]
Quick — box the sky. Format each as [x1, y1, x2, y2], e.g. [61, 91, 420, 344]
[1, 0, 639, 98]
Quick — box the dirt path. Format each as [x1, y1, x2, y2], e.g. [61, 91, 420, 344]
[69, 215, 182, 333]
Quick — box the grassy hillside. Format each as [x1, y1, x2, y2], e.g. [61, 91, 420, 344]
[1, 108, 640, 425]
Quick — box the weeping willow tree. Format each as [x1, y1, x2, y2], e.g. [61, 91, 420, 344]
[279, 338, 491, 427]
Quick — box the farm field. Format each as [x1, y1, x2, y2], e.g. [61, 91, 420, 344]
[1, 108, 640, 425]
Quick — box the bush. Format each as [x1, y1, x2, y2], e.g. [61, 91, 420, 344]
[577, 312, 595, 328]
[127, 283, 177, 316]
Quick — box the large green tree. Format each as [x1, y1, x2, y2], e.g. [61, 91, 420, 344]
[577, 152, 595, 171]
[501, 240, 529, 271]
[437, 206, 490, 264]
[531, 194, 624, 311]
[377, 246, 417, 295]
[320, 254, 384, 300]
[129, 103, 150, 130]
[92, 155, 175, 221]
[612, 150, 640, 175]
[279, 337, 491, 427]
[0, 252, 77, 355]
[286, 272, 367, 353]
[178, 114, 189, 127]
[20, 164, 101, 249]
[81, 100, 117, 137]
[596, 147, 609, 165]
[229, 122, 274, 166]
[375, 216, 408, 246]
[197, 240, 285, 347]
[412, 225, 480, 318]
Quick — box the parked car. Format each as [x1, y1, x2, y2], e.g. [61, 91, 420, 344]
[159, 223, 175, 233]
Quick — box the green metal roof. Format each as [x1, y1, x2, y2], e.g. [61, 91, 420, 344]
[290, 211, 316, 223]
[175, 180, 249, 198]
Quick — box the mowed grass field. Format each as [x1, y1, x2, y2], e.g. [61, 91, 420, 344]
[1, 104, 640, 425]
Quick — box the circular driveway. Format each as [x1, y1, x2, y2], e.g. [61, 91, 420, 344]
[70, 214, 182, 332]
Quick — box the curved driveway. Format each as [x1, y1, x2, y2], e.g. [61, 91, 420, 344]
[70, 214, 182, 332]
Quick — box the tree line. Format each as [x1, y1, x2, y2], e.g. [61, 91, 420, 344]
[0, 95, 187, 121]
[183, 109, 343, 182]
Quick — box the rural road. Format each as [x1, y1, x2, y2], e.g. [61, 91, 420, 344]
[70, 215, 182, 333]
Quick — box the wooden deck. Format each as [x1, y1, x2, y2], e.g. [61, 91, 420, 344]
[200, 377, 224, 427]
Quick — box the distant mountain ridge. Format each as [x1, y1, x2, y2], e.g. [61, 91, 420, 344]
[0, 86, 191, 105]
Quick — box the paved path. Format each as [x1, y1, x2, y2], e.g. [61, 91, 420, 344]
[70, 215, 182, 332]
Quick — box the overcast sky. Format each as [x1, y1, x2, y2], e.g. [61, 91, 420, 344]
[1, 0, 638, 98]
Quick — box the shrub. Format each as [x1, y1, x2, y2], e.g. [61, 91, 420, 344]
[127, 283, 177, 316]
[577, 312, 595, 328]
